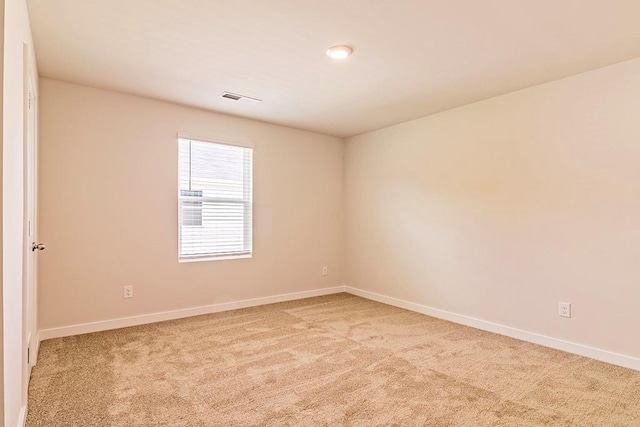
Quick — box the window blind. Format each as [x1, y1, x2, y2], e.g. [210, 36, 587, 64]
[178, 138, 253, 260]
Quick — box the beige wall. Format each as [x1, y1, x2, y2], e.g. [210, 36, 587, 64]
[38, 78, 344, 330]
[345, 57, 640, 358]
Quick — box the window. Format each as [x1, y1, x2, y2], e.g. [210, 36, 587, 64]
[178, 137, 253, 261]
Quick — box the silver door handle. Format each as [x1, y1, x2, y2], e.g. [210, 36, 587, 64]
[32, 242, 46, 252]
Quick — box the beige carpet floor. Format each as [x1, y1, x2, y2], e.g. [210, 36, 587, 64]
[27, 293, 640, 426]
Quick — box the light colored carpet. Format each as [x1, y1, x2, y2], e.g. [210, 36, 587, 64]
[27, 293, 640, 426]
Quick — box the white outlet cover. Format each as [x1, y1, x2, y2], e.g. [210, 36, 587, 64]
[123, 285, 134, 298]
[559, 302, 571, 318]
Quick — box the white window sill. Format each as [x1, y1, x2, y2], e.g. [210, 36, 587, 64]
[178, 254, 252, 263]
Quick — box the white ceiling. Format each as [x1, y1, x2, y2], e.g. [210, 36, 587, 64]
[27, 0, 640, 137]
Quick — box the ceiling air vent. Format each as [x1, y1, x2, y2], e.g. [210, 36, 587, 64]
[220, 91, 262, 104]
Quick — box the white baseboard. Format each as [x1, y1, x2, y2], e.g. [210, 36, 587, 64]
[33, 331, 41, 366]
[39, 286, 346, 341]
[345, 286, 640, 372]
[37, 284, 639, 371]
[17, 405, 27, 427]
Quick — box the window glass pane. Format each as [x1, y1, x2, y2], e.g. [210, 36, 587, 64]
[180, 189, 203, 226]
[190, 140, 245, 199]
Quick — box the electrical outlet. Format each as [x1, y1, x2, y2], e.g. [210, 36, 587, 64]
[123, 285, 133, 299]
[322, 266, 328, 276]
[559, 302, 571, 318]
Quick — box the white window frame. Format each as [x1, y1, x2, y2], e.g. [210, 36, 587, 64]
[177, 134, 253, 262]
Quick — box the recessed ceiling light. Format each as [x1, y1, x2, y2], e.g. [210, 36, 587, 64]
[326, 45, 353, 60]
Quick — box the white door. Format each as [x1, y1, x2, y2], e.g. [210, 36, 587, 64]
[25, 76, 37, 358]
[23, 72, 41, 403]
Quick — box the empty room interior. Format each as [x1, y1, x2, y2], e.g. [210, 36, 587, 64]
[2, 0, 640, 426]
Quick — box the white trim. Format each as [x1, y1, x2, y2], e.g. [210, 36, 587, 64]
[178, 254, 252, 263]
[33, 331, 41, 366]
[38, 284, 638, 371]
[39, 286, 346, 341]
[177, 132, 254, 149]
[17, 405, 27, 427]
[345, 286, 640, 372]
